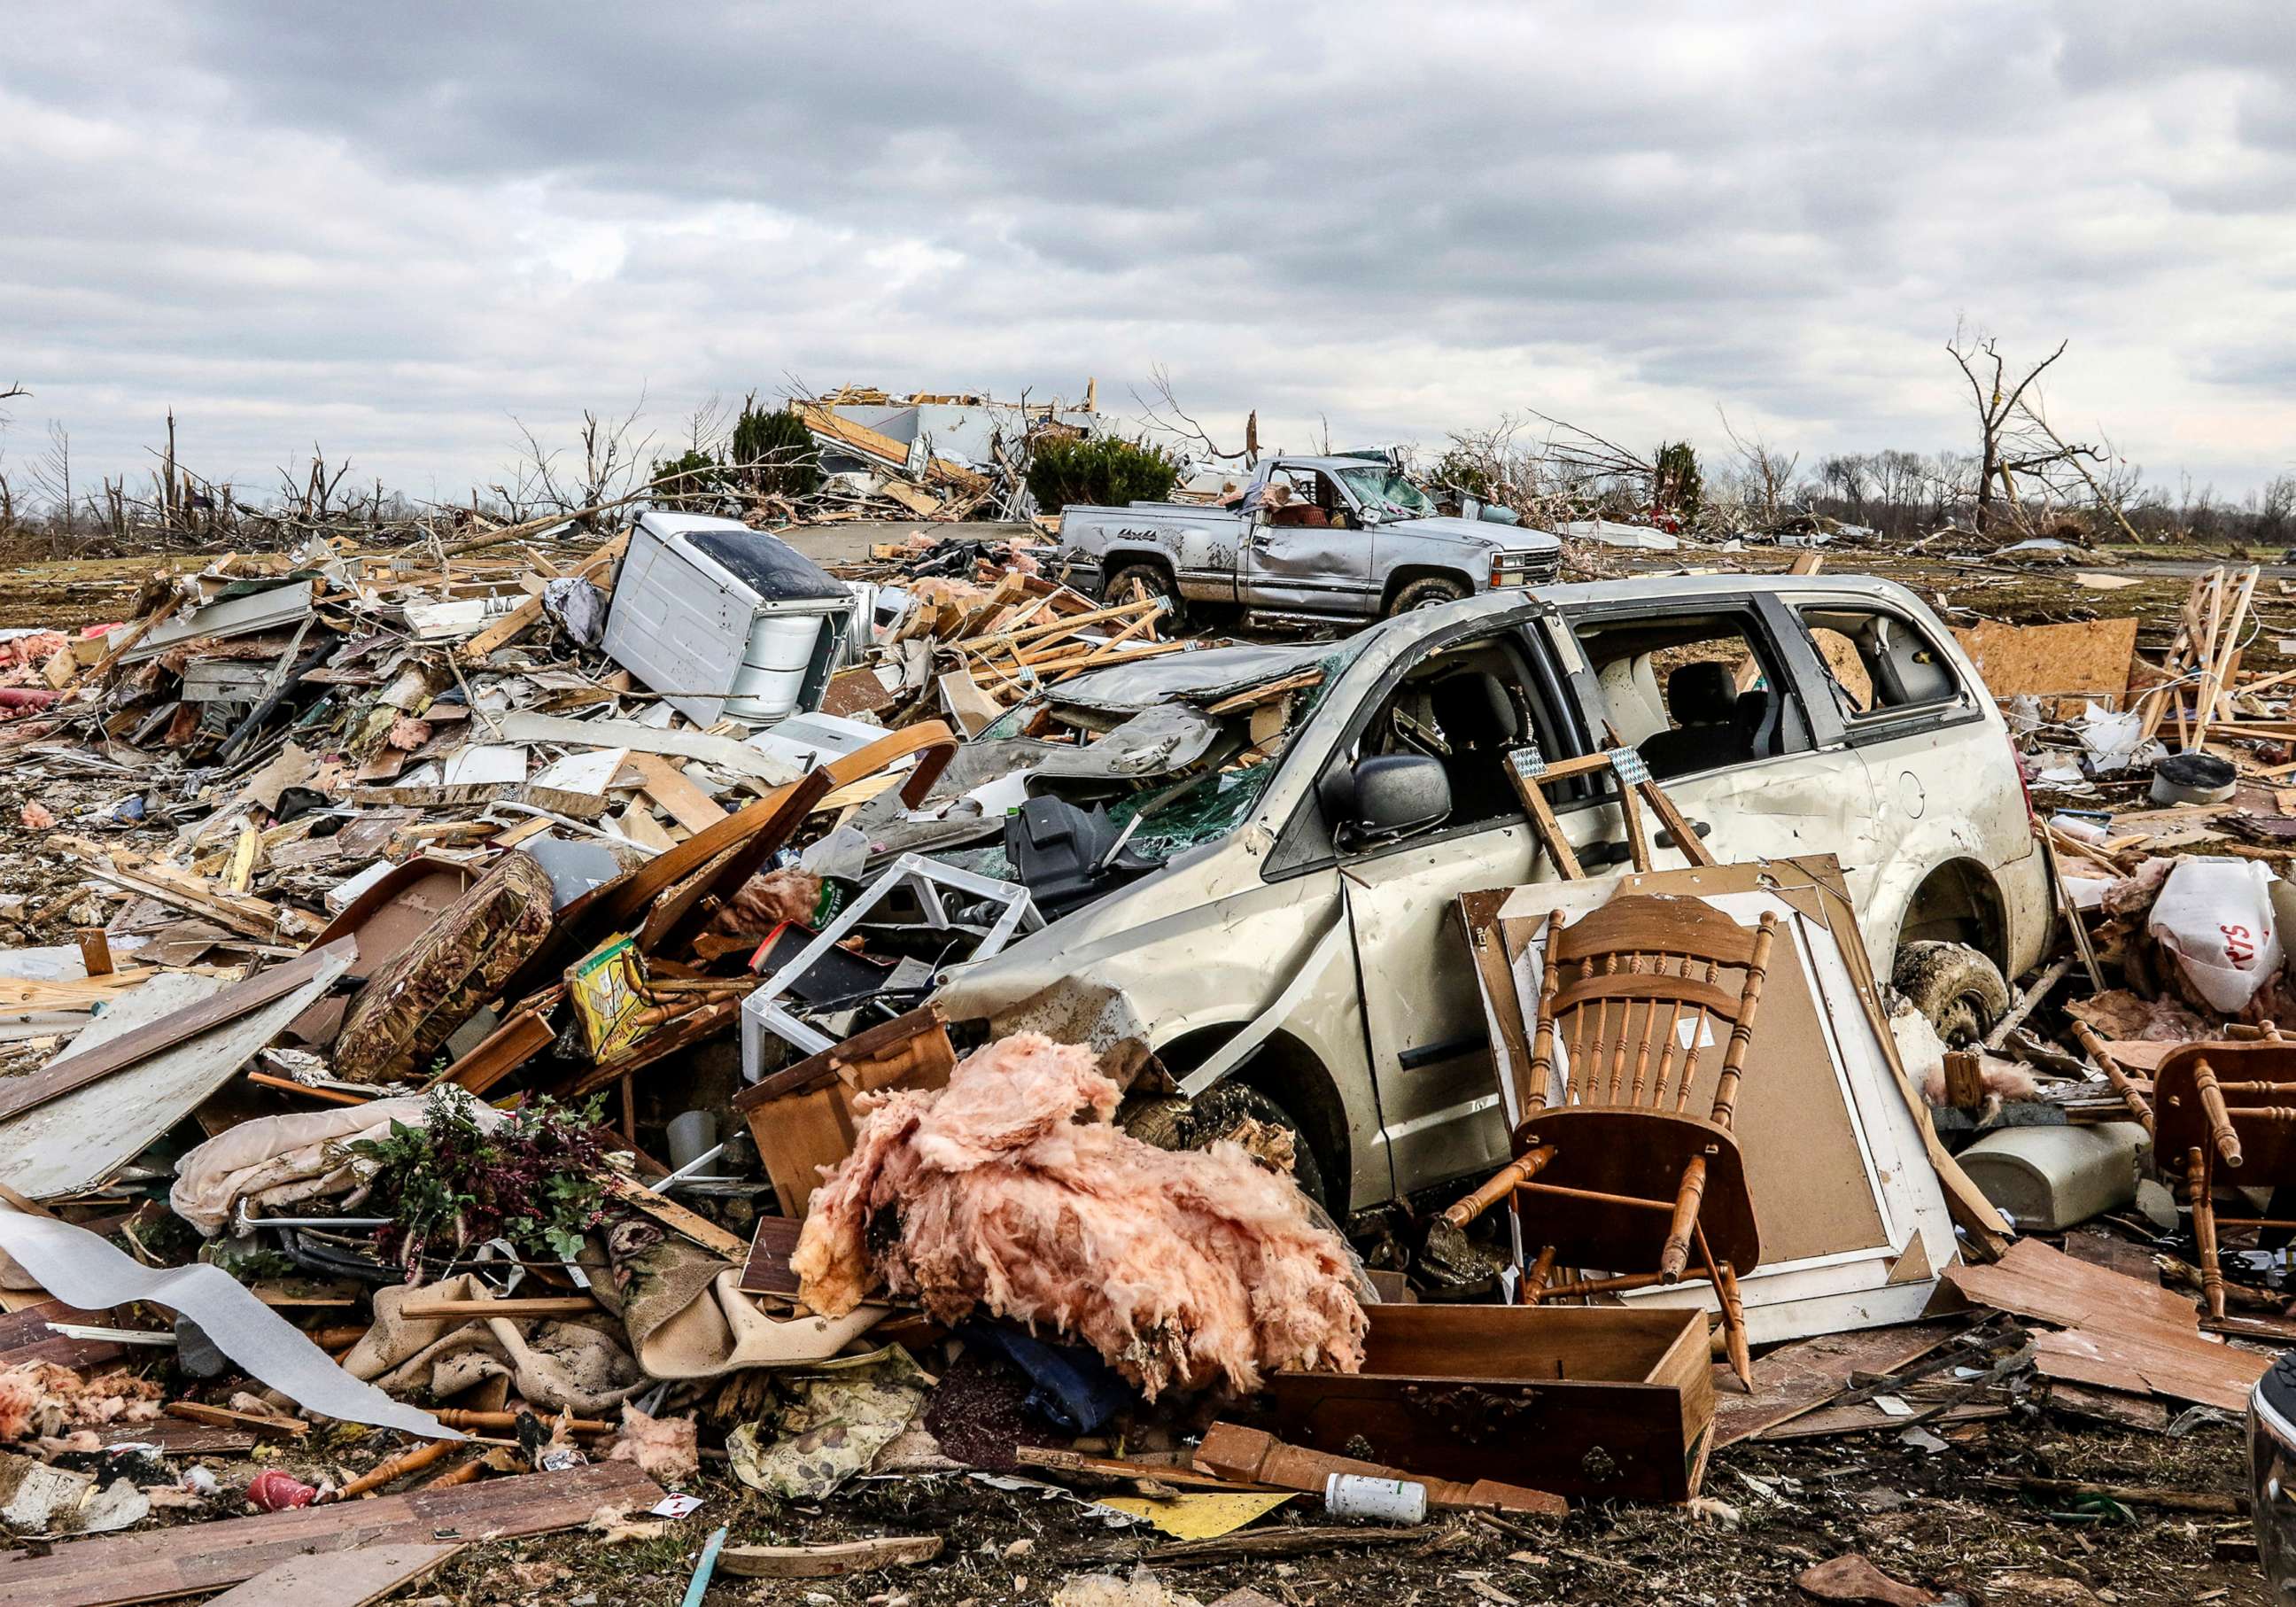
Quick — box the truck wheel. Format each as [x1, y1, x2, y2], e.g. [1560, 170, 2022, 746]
[1388, 576, 1470, 616]
[1122, 1084, 1330, 1212]
[1106, 562, 1184, 628]
[1893, 940, 2011, 1047]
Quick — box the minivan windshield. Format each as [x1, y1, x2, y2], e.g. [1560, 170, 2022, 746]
[1335, 467, 1436, 520]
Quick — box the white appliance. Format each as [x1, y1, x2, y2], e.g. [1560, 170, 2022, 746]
[601, 510, 854, 727]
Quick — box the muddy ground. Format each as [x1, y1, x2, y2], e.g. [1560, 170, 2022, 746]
[0, 532, 2282, 1604]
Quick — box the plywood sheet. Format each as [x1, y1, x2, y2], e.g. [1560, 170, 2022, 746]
[1944, 1237, 2265, 1412]
[203, 1541, 461, 1606]
[1952, 616, 2140, 713]
[1711, 1321, 1959, 1447]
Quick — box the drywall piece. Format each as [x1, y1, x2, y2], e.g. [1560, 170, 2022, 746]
[531, 746, 627, 795]
[1957, 1122, 2148, 1231]
[439, 743, 527, 785]
[120, 581, 316, 664]
[0, 1210, 457, 1440]
[499, 711, 802, 784]
[0, 951, 351, 1199]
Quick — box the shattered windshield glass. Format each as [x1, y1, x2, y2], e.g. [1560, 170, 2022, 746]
[1336, 467, 1436, 519]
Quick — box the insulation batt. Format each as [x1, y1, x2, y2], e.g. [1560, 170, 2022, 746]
[793, 1033, 1366, 1397]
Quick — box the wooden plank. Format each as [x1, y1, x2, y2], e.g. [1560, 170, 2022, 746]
[738, 1214, 802, 1298]
[1712, 1321, 1960, 1448]
[627, 752, 727, 832]
[601, 1171, 749, 1261]
[396, 1295, 598, 1321]
[200, 1541, 464, 1606]
[0, 1463, 660, 1607]
[0, 959, 351, 1200]
[718, 1536, 943, 1580]
[1946, 1237, 2266, 1412]
[1951, 616, 2141, 716]
[0, 942, 354, 1125]
[0, 1298, 126, 1369]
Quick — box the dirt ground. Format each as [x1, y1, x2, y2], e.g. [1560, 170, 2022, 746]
[0, 532, 2283, 1605]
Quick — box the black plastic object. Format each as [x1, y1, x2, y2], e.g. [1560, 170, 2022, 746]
[686, 528, 847, 602]
[752, 921, 896, 1010]
[2155, 751, 2238, 791]
[1002, 796, 1160, 919]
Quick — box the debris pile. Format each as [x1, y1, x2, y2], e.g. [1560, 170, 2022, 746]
[0, 516, 2281, 1604]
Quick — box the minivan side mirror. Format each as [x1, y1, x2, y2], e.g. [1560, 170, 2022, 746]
[1320, 754, 1452, 850]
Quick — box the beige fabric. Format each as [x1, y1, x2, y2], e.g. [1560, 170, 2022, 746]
[342, 1273, 646, 1416]
[169, 1097, 504, 1236]
[588, 1221, 883, 1381]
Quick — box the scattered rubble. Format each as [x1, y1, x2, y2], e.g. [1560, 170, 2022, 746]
[0, 508, 2284, 1605]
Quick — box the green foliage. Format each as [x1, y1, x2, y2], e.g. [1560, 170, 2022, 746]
[732, 400, 820, 498]
[1432, 447, 1497, 501]
[1653, 440, 1703, 524]
[1026, 434, 1179, 514]
[348, 1088, 617, 1273]
[648, 446, 727, 511]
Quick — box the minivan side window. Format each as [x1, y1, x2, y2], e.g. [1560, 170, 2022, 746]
[1571, 610, 1810, 784]
[1797, 607, 1962, 719]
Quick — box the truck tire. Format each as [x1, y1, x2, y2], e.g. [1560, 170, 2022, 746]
[1121, 1084, 1330, 1212]
[1105, 561, 1184, 628]
[1388, 576, 1470, 616]
[1893, 940, 2011, 1047]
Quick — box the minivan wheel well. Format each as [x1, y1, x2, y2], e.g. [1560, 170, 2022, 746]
[1381, 564, 1476, 611]
[1152, 1025, 1350, 1207]
[1896, 858, 2009, 974]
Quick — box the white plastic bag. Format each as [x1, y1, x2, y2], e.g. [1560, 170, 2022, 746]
[2146, 857, 2284, 1013]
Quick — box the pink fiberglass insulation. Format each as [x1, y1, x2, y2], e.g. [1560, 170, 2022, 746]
[793, 1032, 1366, 1398]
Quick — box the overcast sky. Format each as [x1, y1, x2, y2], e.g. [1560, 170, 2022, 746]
[4, 2, 2292, 508]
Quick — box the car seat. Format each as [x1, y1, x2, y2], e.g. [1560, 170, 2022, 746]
[1639, 663, 1745, 780]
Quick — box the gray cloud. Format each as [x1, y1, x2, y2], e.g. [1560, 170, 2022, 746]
[3, 0, 2292, 503]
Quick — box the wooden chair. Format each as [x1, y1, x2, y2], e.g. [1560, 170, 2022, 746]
[1445, 893, 1779, 1387]
[2149, 1040, 2296, 1319]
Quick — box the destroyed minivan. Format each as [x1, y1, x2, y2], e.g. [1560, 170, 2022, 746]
[940, 573, 2051, 1214]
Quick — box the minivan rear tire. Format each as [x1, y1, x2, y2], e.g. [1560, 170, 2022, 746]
[1893, 940, 2012, 1046]
[1121, 1083, 1330, 1212]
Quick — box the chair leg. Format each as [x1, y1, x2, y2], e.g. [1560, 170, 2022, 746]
[2189, 1145, 2225, 1321]
[1698, 1225, 1752, 1391]
[1660, 1155, 1708, 1283]
[1521, 1246, 1556, 1306]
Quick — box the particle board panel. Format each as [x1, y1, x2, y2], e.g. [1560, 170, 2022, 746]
[1952, 616, 2140, 714]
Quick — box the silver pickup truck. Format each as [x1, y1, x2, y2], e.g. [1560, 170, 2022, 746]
[1055, 454, 1563, 625]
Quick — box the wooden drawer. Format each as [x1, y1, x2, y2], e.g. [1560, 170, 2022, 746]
[1268, 1303, 1712, 1502]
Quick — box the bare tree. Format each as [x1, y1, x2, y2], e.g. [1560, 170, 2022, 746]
[1945, 325, 2108, 533]
[29, 421, 72, 535]
[1717, 408, 1799, 526]
[1133, 366, 1257, 469]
